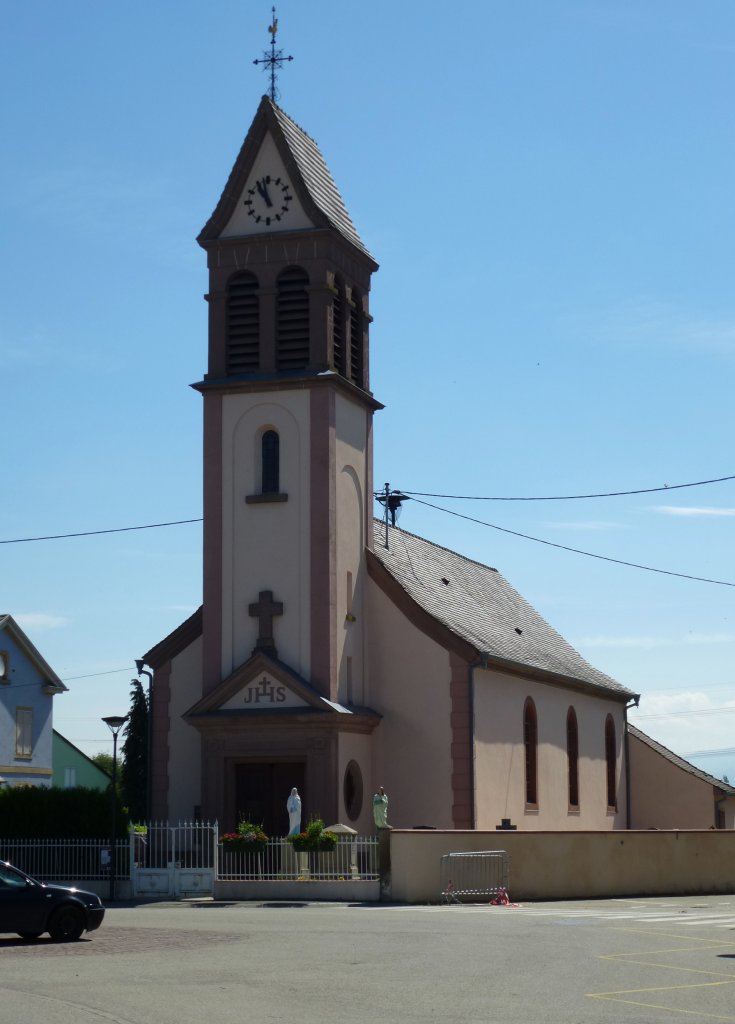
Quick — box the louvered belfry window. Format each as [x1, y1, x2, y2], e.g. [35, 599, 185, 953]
[276, 266, 310, 370]
[226, 272, 259, 373]
[349, 290, 363, 386]
[333, 277, 346, 377]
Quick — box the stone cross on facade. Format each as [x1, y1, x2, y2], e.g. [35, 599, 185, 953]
[249, 589, 283, 655]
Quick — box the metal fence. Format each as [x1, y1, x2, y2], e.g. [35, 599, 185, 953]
[440, 850, 509, 903]
[0, 837, 128, 883]
[216, 836, 379, 881]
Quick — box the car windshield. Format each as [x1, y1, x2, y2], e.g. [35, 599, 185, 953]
[0, 863, 35, 888]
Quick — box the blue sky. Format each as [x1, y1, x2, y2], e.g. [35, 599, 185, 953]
[3, 1, 734, 781]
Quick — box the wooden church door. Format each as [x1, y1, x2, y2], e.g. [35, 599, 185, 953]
[234, 762, 305, 837]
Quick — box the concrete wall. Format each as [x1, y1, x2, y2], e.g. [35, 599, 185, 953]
[389, 829, 735, 902]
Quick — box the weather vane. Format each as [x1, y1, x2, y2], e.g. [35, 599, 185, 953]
[253, 6, 293, 103]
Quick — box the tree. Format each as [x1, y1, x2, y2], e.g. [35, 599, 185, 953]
[121, 678, 149, 822]
[91, 751, 114, 777]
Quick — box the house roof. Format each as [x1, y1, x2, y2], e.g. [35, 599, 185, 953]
[369, 522, 638, 700]
[198, 96, 376, 265]
[628, 723, 735, 794]
[0, 614, 67, 693]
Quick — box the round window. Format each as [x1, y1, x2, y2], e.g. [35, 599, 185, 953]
[343, 760, 363, 821]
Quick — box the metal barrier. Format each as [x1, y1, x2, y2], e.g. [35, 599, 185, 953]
[440, 850, 509, 903]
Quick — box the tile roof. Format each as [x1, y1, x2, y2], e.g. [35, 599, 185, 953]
[628, 723, 735, 794]
[269, 101, 374, 261]
[370, 522, 637, 699]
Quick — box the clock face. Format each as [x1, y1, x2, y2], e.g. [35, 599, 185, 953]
[243, 174, 293, 227]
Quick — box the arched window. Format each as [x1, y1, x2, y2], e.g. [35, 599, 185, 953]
[523, 698, 538, 806]
[567, 707, 579, 808]
[332, 277, 346, 377]
[605, 715, 617, 809]
[276, 266, 309, 370]
[261, 430, 279, 494]
[226, 272, 259, 373]
[349, 289, 364, 387]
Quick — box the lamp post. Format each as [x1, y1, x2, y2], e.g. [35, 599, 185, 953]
[102, 714, 128, 901]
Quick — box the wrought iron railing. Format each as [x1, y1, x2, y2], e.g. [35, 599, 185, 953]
[216, 836, 379, 881]
[0, 837, 127, 882]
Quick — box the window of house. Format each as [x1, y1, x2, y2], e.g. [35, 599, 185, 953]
[523, 698, 538, 807]
[226, 271, 260, 373]
[605, 715, 617, 810]
[0, 651, 8, 682]
[567, 707, 579, 809]
[276, 266, 309, 370]
[64, 767, 77, 788]
[15, 707, 33, 758]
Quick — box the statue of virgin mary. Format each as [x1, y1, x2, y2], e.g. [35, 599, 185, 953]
[286, 787, 302, 836]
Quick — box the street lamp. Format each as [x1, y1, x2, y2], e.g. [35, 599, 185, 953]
[102, 714, 128, 901]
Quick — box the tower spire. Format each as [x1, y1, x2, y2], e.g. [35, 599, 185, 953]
[253, 6, 293, 103]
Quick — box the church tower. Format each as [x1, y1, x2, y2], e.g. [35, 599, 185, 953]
[184, 96, 382, 830]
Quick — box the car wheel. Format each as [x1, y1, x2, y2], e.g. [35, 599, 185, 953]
[48, 905, 85, 942]
[17, 931, 42, 939]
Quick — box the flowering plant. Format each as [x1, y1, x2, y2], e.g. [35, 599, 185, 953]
[288, 818, 338, 852]
[221, 820, 268, 852]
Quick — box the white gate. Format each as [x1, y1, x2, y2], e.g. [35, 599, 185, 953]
[129, 821, 217, 897]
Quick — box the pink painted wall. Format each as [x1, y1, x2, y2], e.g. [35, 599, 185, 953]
[473, 668, 628, 830]
[629, 731, 734, 830]
[366, 580, 454, 829]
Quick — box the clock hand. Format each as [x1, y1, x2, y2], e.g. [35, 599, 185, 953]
[256, 178, 273, 207]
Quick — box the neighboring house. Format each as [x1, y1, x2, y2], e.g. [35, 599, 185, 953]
[140, 96, 643, 834]
[52, 730, 110, 791]
[628, 724, 735, 830]
[0, 615, 67, 787]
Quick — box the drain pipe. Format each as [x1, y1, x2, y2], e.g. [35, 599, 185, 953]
[624, 695, 640, 829]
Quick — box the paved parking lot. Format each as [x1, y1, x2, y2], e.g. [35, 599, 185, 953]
[1, 896, 734, 1023]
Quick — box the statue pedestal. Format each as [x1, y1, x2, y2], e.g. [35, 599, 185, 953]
[280, 841, 300, 878]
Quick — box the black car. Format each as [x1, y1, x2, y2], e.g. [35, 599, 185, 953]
[0, 860, 105, 941]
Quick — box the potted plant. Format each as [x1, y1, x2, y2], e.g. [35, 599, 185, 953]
[288, 818, 338, 853]
[221, 820, 269, 854]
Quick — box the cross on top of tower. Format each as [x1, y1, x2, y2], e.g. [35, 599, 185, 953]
[253, 6, 293, 103]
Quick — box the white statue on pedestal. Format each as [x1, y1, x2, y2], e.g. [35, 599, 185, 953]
[372, 786, 389, 829]
[287, 787, 302, 836]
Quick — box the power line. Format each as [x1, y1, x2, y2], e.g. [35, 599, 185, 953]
[410, 497, 735, 587]
[0, 518, 202, 545]
[632, 706, 735, 721]
[681, 747, 735, 759]
[403, 472, 735, 502]
[62, 667, 136, 682]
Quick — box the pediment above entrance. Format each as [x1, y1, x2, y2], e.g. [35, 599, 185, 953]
[184, 650, 359, 719]
[220, 671, 308, 711]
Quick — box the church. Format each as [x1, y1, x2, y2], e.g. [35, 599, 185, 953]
[139, 89, 656, 837]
